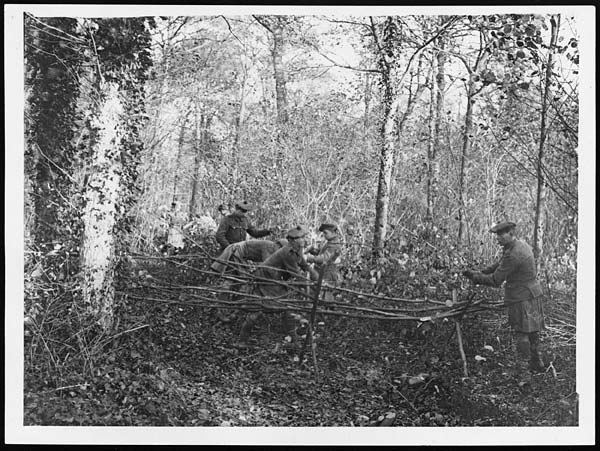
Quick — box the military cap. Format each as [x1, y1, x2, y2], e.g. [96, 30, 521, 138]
[234, 200, 253, 212]
[489, 221, 516, 234]
[318, 222, 338, 233]
[286, 225, 308, 239]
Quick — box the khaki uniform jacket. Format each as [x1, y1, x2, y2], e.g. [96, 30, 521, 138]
[472, 238, 544, 332]
[211, 240, 280, 274]
[307, 237, 343, 282]
[215, 213, 270, 250]
[254, 245, 311, 298]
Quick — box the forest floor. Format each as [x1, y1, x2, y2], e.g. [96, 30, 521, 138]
[24, 259, 578, 428]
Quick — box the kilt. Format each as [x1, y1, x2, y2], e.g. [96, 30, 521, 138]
[507, 294, 545, 333]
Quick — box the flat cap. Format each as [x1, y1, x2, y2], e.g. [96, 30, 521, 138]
[235, 200, 253, 211]
[489, 221, 516, 234]
[318, 223, 338, 233]
[286, 225, 308, 239]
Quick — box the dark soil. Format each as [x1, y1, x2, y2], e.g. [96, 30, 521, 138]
[23, 260, 578, 427]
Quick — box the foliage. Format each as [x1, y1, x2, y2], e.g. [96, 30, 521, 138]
[23, 13, 579, 428]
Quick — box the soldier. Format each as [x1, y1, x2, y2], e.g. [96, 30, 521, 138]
[211, 238, 288, 323]
[233, 226, 318, 349]
[305, 222, 343, 303]
[211, 238, 289, 275]
[462, 221, 545, 384]
[215, 200, 272, 251]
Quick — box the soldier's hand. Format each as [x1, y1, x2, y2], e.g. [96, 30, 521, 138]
[462, 270, 474, 280]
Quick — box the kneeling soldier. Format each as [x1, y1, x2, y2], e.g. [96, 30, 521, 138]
[233, 226, 318, 349]
[211, 238, 288, 323]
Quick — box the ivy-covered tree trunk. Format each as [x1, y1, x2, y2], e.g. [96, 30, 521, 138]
[79, 17, 154, 332]
[533, 14, 560, 268]
[81, 81, 123, 330]
[24, 16, 82, 248]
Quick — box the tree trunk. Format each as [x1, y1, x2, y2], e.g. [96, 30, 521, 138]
[425, 58, 437, 229]
[81, 81, 123, 331]
[171, 112, 190, 205]
[189, 107, 200, 217]
[232, 64, 248, 178]
[271, 19, 289, 128]
[189, 111, 211, 217]
[425, 39, 446, 235]
[372, 71, 399, 258]
[364, 73, 372, 131]
[254, 15, 289, 166]
[457, 83, 474, 250]
[533, 14, 560, 268]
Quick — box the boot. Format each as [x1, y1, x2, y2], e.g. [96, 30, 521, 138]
[233, 313, 259, 349]
[513, 360, 532, 387]
[529, 332, 545, 373]
[513, 332, 532, 386]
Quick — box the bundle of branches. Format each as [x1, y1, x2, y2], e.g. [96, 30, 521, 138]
[125, 253, 497, 324]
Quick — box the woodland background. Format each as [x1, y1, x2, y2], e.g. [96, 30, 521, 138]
[6, 6, 595, 437]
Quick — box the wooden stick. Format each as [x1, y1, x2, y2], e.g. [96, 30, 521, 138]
[453, 289, 469, 377]
[455, 320, 469, 378]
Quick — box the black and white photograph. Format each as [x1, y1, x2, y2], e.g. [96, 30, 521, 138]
[4, 4, 595, 446]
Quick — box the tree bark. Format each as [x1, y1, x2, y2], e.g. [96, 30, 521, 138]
[533, 14, 560, 268]
[232, 63, 248, 177]
[372, 69, 399, 258]
[457, 80, 475, 250]
[81, 80, 123, 331]
[271, 19, 289, 128]
[425, 37, 446, 235]
[364, 73, 372, 131]
[189, 110, 212, 217]
[254, 15, 289, 165]
[171, 111, 190, 205]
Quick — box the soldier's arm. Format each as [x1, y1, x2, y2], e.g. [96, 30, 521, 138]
[215, 218, 231, 249]
[246, 222, 271, 238]
[480, 262, 500, 274]
[472, 252, 515, 287]
[309, 243, 341, 265]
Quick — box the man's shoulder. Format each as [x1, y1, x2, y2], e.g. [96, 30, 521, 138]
[508, 239, 534, 258]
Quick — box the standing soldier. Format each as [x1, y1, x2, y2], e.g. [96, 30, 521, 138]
[462, 221, 545, 384]
[233, 226, 318, 349]
[215, 200, 272, 251]
[305, 222, 343, 303]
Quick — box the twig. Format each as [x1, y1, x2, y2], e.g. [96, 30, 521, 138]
[455, 321, 468, 378]
[110, 324, 150, 340]
[453, 289, 469, 377]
